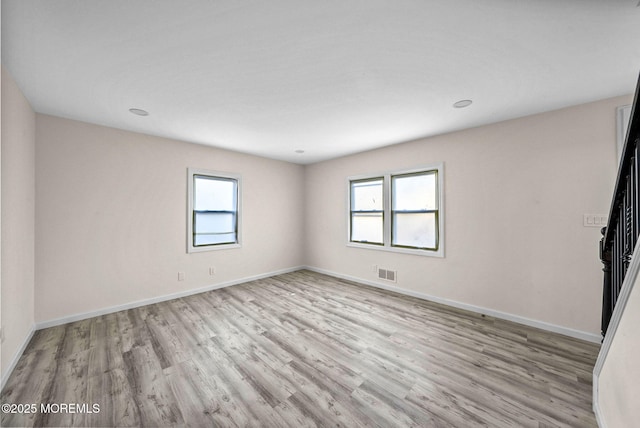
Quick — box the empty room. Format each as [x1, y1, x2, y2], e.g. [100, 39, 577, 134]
[2, 1, 640, 427]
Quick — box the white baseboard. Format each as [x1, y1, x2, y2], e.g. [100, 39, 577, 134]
[36, 266, 304, 330]
[8, 264, 599, 394]
[593, 395, 606, 428]
[1, 325, 35, 391]
[3, 266, 303, 391]
[303, 266, 602, 344]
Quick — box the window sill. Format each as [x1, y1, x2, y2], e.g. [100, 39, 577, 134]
[346, 241, 444, 258]
[188, 243, 241, 253]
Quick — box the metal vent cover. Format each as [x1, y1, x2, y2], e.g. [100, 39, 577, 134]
[378, 268, 397, 283]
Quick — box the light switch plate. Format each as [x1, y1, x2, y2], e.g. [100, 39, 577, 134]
[584, 214, 607, 228]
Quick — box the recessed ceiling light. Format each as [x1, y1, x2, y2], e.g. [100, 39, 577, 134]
[129, 108, 149, 116]
[295, 149, 305, 154]
[453, 99, 473, 109]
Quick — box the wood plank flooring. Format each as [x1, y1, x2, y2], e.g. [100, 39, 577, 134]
[1, 270, 600, 427]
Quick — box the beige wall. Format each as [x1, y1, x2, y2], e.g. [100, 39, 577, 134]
[597, 273, 640, 427]
[305, 95, 630, 336]
[35, 115, 305, 323]
[1, 66, 36, 378]
[4, 57, 637, 415]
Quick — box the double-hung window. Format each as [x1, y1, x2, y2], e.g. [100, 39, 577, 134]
[348, 164, 443, 257]
[350, 178, 384, 245]
[391, 171, 438, 250]
[188, 168, 241, 253]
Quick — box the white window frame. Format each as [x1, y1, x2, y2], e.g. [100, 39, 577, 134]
[187, 168, 242, 253]
[349, 177, 385, 246]
[347, 163, 444, 258]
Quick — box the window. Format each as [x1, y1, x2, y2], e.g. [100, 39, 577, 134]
[392, 171, 438, 250]
[348, 164, 443, 257]
[188, 168, 241, 253]
[350, 178, 384, 245]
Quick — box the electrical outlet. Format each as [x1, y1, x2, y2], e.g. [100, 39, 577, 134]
[372, 264, 378, 273]
[209, 267, 216, 276]
[178, 272, 185, 281]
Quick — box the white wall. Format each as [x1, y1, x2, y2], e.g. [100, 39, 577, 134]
[1, 66, 36, 378]
[35, 114, 305, 323]
[596, 257, 640, 427]
[305, 95, 630, 336]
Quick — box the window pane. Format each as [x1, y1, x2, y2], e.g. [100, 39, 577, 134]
[392, 172, 436, 210]
[194, 176, 236, 211]
[351, 213, 383, 244]
[194, 212, 237, 246]
[392, 212, 437, 249]
[194, 212, 235, 234]
[195, 233, 237, 246]
[351, 179, 383, 211]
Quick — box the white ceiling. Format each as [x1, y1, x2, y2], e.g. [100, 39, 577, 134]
[2, 0, 640, 164]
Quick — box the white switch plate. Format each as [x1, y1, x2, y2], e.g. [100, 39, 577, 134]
[583, 214, 607, 228]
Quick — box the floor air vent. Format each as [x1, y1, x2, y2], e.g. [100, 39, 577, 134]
[378, 268, 397, 282]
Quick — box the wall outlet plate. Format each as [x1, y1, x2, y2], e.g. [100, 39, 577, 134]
[584, 214, 607, 228]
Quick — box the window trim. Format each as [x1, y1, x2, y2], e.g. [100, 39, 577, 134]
[346, 163, 444, 258]
[187, 168, 242, 253]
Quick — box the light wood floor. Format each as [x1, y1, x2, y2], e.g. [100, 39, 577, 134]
[2, 270, 600, 427]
